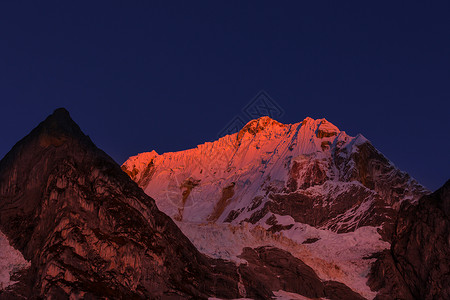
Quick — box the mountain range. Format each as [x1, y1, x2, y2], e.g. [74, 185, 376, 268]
[0, 109, 448, 299]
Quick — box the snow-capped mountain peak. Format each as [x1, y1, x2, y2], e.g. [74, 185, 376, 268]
[122, 116, 427, 233]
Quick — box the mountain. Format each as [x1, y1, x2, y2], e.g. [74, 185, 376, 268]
[1, 110, 443, 299]
[0, 109, 375, 299]
[123, 116, 426, 239]
[122, 116, 429, 298]
[0, 109, 260, 299]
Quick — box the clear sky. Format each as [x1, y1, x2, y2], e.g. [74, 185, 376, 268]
[0, 1, 448, 190]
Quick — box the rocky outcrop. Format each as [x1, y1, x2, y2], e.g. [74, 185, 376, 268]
[324, 281, 366, 300]
[238, 246, 365, 300]
[239, 246, 325, 298]
[367, 250, 414, 300]
[0, 109, 267, 299]
[368, 180, 450, 300]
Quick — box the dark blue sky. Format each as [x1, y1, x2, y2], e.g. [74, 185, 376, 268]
[1, 1, 448, 190]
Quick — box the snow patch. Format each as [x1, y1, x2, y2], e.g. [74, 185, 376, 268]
[0, 231, 30, 290]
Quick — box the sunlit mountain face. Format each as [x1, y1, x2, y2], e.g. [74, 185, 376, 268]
[0, 109, 448, 300]
[123, 116, 426, 231]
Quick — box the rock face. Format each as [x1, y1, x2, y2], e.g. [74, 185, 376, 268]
[238, 246, 325, 299]
[123, 116, 427, 241]
[238, 246, 365, 300]
[370, 180, 450, 300]
[0, 109, 254, 299]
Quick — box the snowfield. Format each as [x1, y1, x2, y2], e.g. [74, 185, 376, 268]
[178, 221, 388, 300]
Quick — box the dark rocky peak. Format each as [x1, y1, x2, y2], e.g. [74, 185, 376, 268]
[37, 108, 85, 142]
[25, 107, 88, 146]
[0, 107, 95, 178]
[0, 109, 267, 299]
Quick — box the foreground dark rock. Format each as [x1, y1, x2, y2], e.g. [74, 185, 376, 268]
[238, 246, 365, 300]
[369, 180, 450, 300]
[323, 281, 366, 300]
[0, 109, 258, 299]
[239, 246, 325, 299]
